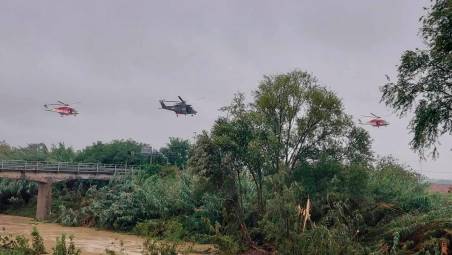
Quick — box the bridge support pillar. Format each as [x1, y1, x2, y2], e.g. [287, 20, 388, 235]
[36, 182, 52, 220]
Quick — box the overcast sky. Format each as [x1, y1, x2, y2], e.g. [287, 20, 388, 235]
[0, 0, 450, 179]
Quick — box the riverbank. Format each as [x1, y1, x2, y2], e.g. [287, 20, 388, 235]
[0, 214, 215, 255]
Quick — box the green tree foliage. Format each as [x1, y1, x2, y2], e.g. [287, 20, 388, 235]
[0, 139, 186, 166]
[0, 141, 76, 163]
[381, 0, 452, 157]
[189, 128, 251, 238]
[16, 144, 49, 161]
[0, 141, 14, 160]
[368, 157, 438, 212]
[187, 70, 376, 252]
[253, 71, 367, 171]
[54, 166, 196, 232]
[160, 137, 191, 169]
[190, 69, 372, 217]
[49, 143, 76, 162]
[187, 70, 449, 253]
[76, 139, 147, 165]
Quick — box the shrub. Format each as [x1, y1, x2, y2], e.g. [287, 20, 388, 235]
[134, 219, 187, 241]
[0, 228, 47, 255]
[52, 234, 80, 255]
[293, 225, 366, 255]
[142, 239, 178, 255]
[0, 179, 37, 212]
[211, 234, 240, 255]
[260, 182, 299, 246]
[369, 158, 439, 212]
[31, 227, 46, 254]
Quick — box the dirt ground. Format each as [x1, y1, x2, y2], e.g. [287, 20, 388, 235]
[429, 183, 452, 193]
[0, 214, 215, 255]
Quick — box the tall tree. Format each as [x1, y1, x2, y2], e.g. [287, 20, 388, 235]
[160, 137, 191, 169]
[18, 143, 49, 161]
[0, 141, 14, 160]
[189, 130, 245, 235]
[191, 70, 373, 217]
[49, 143, 76, 162]
[381, 0, 452, 157]
[253, 70, 366, 172]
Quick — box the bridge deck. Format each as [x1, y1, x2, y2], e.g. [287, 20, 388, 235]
[0, 160, 137, 175]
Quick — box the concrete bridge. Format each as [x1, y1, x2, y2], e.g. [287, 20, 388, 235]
[0, 160, 138, 220]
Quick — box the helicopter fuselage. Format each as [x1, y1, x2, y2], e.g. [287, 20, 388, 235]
[368, 118, 389, 127]
[46, 106, 78, 116]
[160, 100, 197, 116]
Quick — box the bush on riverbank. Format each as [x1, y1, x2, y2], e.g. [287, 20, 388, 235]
[52, 234, 80, 255]
[44, 147, 450, 254]
[2, 147, 448, 254]
[0, 179, 36, 214]
[0, 227, 46, 255]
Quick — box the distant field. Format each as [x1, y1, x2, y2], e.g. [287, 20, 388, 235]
[429, 183, 452, 193]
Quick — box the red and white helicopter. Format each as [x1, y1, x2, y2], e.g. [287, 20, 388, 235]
[43, 101, 79, 117]
[358, 113, 389, 128]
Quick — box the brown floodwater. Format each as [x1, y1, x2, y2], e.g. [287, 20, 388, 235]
[0, 214, 215, 255]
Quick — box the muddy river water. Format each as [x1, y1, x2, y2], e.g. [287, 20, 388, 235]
[0, 214, 215, 255]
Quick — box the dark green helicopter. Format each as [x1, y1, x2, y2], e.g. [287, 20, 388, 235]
[159, 96, 197, 116]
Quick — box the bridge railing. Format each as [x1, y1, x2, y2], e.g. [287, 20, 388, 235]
[0, 160, 139, 175]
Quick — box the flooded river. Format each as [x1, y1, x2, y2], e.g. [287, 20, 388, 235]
[0, 214, 215, 255]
